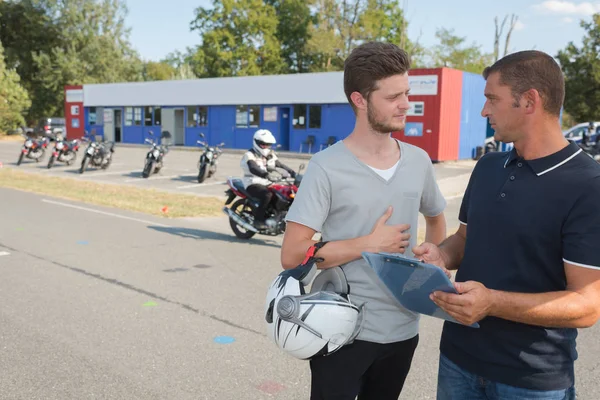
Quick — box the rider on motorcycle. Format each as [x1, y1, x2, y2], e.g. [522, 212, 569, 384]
[240, 129, 297, 230]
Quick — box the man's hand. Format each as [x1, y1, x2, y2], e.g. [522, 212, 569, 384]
[367, 206, 411, 254]
[413, 242, 451, 278]
[431, 281, 494, 326]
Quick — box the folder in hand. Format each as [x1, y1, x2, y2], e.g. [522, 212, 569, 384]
[362, 252, 480, 328]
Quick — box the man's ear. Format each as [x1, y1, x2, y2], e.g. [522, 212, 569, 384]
[350, 92, 367, 111]
[523, 89, 541, 115]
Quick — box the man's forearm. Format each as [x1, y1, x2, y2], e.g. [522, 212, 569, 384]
[489, 289, 599, 329]
[438, 232, 466, 270]
[425, 214, 446, 245]
[281, 235, 376, 270]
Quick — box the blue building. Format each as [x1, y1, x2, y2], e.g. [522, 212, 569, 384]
[64, 69, 491, 159]
[65, 72, 359, 153]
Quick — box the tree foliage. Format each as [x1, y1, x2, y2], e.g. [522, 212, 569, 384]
[556, 14, 600, 123]
[0, 40, 31, 132]
[427, 28, 494, 74]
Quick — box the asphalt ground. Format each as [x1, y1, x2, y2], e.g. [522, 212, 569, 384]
[1, 189, 598, 400]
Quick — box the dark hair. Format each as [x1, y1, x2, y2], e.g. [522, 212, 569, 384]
[482, 50, 564, 116]
[344, 42, 411, 111]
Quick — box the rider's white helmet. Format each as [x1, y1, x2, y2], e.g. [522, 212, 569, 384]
[265, 246, 364, 360]
[253, 129, 276, 157]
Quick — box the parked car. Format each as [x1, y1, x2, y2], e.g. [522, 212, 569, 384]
[32, 117, 66, 138]
[563, 121, 600, 143]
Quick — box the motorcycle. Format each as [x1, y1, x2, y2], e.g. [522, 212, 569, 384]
[578, 139, 600, 162]
[79, 133, 115, 174]
[222, 164, 305, 239]
[17, 133, 50, 165]
[197, 133, 225, 183]
[142, 130, 171, 178]
[47, 132, 81, 169]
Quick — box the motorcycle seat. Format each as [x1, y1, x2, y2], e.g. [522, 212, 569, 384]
[230, 178, 261, 203]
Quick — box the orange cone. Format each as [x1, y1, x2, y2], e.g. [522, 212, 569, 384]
[161, 206, 168, 214]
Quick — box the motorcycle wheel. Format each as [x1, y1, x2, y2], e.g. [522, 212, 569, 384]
[79, 155, 90, 174]
[229, 199, 256, 239]
[142, 160, 154, 178]
[47, 155, 55, 169]
[198, 163, 209, 183]
[17, 152, 24, 166]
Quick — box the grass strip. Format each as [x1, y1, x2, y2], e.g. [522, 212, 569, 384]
[0, 168, 224, 218]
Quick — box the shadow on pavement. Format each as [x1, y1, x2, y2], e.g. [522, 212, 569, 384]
[147, 225, 281, 248]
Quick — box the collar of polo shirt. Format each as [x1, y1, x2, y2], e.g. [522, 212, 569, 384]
[503, 140, 583, 176]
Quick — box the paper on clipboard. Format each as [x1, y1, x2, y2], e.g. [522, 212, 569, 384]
[362, 251, 479, 328]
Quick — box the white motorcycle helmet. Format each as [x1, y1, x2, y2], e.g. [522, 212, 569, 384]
[253, 129, 276, 157]
[265, 243, 365, 360]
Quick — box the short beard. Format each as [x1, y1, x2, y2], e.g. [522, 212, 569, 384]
[367, 103, 403, 134]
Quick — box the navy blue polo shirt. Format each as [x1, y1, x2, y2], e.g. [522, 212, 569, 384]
[440, 141, 600, 391]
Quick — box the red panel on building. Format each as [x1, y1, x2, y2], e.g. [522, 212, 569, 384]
[392, 67, 462, 162]
[437, 68, 463, 161]
[64, 85, 84, 140]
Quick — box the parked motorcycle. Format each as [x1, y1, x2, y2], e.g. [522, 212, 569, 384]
[578, 140, 600, 162]
[79, 133, 115, 174]
[222, 164, 305, 239]
[142, 130, 171, 178]
[197, 133, 225, 183]
[47, 132, 81, 169]
[16, 133, 50, 165]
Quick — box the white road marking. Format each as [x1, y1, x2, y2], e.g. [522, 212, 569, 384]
[176, 181, 226, 189]
[41, 199, 170, 227]
[0, 251, 10, 256]
[79, 169, 139, 178]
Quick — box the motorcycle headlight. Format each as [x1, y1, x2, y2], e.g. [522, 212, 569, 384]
[153, 149, 160, 158]
[56, 142, 64, 150]
[25, 140, 32, 147]
[206, 151, 213, 159]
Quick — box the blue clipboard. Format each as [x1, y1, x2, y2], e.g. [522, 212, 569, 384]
[362, 252, 480, 328]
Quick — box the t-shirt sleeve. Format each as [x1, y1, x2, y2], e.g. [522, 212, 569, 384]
[419, 159, 447, 217]
[284, 160, 331, 232]
[562, 176, 600, 270]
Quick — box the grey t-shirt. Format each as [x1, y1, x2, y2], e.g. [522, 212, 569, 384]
[285, 139, 446, 343]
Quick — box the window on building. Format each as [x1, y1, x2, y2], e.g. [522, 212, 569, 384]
[309, 105, 322, 129]
[187, 106, 196, 127]
[293, 104, 307, 129]
[249, 105, 260, 127]
[125, 107, 133, 126]
[236, 105, 248, 127]
[89, 107, 97, 125]
[198, 106, 208, 126]
[144, 106, 153, 126]
[134, 107, 142, 126]
[154, 107, 161, 125]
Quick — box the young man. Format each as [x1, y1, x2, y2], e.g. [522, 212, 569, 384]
[412, 50, 600, 399]
[281, 41, 448, 400]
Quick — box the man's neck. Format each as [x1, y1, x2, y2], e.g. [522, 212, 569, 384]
[344, 125, 397, 157]
[513, 120, 569, 160]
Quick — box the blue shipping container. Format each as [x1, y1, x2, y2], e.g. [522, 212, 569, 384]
[458, 71, 488, 160]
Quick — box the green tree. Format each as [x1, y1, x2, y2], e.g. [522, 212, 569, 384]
[556, 14, 600, 123]
[143, 61, 176, 81]
[428, 28, 494, 73]
[265, 0, 316, 73]
[305, 0, 420, 72]
[189, 0, 285, 77]
[0, 40, 31, 132]
[1, 0, 143, 119]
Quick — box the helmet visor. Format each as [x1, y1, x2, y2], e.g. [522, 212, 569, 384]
[256, 140, 272, 149]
